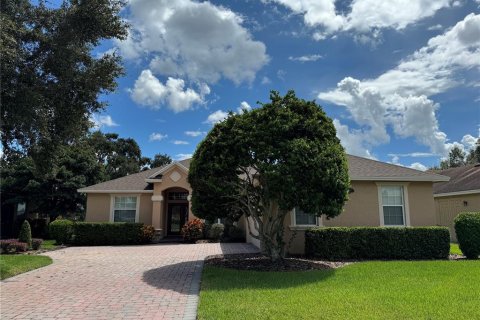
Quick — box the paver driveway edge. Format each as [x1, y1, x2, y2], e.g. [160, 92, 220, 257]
[182, 260, 204, 320]
[0, 243, 258, 320]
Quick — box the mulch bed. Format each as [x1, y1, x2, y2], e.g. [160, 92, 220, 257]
[205, 253, 351, 272]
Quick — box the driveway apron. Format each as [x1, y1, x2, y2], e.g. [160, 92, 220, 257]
[0, 243, 258, 320]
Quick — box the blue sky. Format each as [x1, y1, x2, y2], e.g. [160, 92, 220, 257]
[91, 0, 480, 170]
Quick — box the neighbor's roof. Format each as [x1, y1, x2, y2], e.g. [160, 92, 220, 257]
[78, 155, 448, 193]
[431, 164, 480, 196]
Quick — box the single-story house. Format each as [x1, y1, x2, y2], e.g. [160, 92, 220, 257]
[432, 164, 480, 240]
[78, 155, 449, 253]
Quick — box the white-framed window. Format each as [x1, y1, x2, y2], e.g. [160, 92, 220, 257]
[111, 196, 139, 222]
[293, 208, 320, 226]
[378, 185, 409, 226]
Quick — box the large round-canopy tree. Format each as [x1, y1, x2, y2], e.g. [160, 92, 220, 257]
[188, 91, 350, 261]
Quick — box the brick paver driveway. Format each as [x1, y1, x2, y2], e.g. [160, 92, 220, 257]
[0, 243, 258, 320]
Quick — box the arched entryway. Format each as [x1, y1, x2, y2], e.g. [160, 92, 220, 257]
[163, 187, 189, 236]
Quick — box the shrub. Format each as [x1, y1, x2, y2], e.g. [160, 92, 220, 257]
[182, 219, 204, 242]
[0, 239, 28, 253]
[228, 225, 245, 241]
[18, 220, 32, 248]
[0, 239, 16, 253]
[454, 212, 480, 259]
[32, 238, 43, 250]
[49, 219, 74, 244]
[203, 220, 212, 239]
[305, 227, 450, 260]
[140, 225, 156, 243]
[73, 222, 144, 246]
[209, 223, 225, 241]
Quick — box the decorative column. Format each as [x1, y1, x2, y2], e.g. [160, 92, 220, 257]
[187, 194, 193, 221]
[151, 195, 164, 239]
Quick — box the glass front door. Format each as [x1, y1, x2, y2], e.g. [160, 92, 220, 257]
[167, 204, 188, 235]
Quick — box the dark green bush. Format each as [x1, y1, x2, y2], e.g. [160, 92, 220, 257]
[72, 222, 144, 245]
[305, 227, 450, 260]
[454, 212, 480, 259]
[18, 220, 32, 248]
[49, 219, 74, 244]
[32, 238, 43, 250]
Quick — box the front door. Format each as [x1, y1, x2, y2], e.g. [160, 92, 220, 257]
[167, 204, 188, 235]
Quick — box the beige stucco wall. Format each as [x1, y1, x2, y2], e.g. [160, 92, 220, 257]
[85, 194, 111, 222]
[85, 193, 153, 224]
[139, 194, 153, 225]
[435, 193, 480, 241]
[282, 181, 437, 255]
[84, 165, 196, 237]
[151, 165, 195, 235]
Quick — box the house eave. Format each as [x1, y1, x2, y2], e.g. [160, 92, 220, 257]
[148, 161, 189, 179]
[77, 189, 154, 194]
[434, 189, 480, 197]
[351, 176, 450, 182]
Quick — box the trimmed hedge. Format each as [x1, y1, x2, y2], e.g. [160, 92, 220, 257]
[454, 212, 480, 259]
[49, 219, 74, 244]
[72, 222, 145, 246]
[305, 227, 450, 260]
[0, 239, 28, 253]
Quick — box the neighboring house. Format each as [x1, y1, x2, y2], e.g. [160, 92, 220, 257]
[78, 155, 449, 253]
[432, 164, 480, 241]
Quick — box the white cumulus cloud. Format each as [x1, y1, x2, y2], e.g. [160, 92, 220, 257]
[176, 153, 193, 160]
[204, 110, 230, 125]
[149, 133, 168, 142]
[172, 140, 189, 145]
[237, 101, 252, 113]
[409, 162, 428, 171]
[185, 131, 205, 137]
[118, 0, 268, 85]
[319, 13, 480, 157]
[288, 54, 322, 62]
[272, 0, 455, 40]
[130, 70, 208, 113]
[90, 114, 118, 130]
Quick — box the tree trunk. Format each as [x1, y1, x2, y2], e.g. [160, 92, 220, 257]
[256, 202, 288, 262]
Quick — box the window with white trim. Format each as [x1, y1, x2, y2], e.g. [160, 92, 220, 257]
[113, 196, 137, 222]
[294, 208, 318, 226]
[380, 186, 405, 226]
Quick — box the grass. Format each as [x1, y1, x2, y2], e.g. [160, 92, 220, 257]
[450, 243, 462, 255]
[41, 239, 59, 250]
[0, 255, 52, 280]
[199, 260, 480, 320]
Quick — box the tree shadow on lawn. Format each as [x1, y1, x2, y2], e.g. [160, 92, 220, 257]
[142, 259, 337, 293]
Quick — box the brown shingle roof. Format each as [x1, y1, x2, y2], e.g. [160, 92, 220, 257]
[78, 156, 449, 193]
[347, 155, 449, 181]
[431, 164, 480, 195]
[78, 159, 191, 192]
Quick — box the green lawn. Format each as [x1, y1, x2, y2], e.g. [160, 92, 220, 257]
[450, 243, 462, 255]
[199, 260, 480, 320]
[41, 239, 59, 250]
[0, 255, 52, 280]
